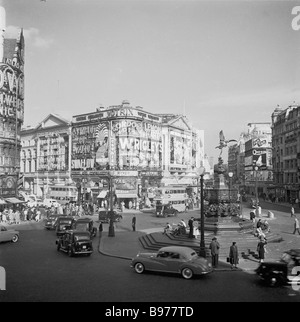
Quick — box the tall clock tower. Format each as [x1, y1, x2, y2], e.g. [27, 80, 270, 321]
[0, 3, 25, 199]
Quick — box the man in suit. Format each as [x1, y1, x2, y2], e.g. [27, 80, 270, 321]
[132, 214, 136, 231]
[188, 217, 194, 238]
[209, 237, 220, 268]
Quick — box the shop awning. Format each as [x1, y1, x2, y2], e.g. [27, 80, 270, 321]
[5, 197, 27, 204]
[97, 190, 108, 198]
[116, 193, 138, 199]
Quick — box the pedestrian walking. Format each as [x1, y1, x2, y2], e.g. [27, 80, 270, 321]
[98, 222, 103, 236]
[291, 206, 295, 217]
[132, 214, 136, 231]
[229, 242, 239, 269]
[209, 237, 220, 268]
[257, 236, 267, 263]
[188, 217, 194, 238]
[293, 217, 300, 235]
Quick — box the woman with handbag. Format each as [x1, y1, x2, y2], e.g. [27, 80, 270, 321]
[229, 242, 239, 269]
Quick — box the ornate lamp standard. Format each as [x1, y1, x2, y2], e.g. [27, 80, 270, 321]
[197, 166, 206, 257]
[108, 172, 115, 237]
[228, 172, 233, 203]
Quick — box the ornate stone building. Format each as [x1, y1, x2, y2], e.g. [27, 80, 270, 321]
[71, 100, 204, 205]
[0, 4, 25, 199]
[20, 114, 72, 196]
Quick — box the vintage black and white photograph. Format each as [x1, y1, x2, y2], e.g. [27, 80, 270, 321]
[0, 0, 300, 307]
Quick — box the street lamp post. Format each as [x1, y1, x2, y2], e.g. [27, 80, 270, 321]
[108, 173, 115, 237]
[197, 166, 206, 258]
[228, 172, 233, 203]
[254, 166, 259, 206]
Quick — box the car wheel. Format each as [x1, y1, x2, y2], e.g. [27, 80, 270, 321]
[134, 262, 145, 274]
[11, 234, 19, 243]
[181, 267, 193, 279]
[268, 274, 282, 287]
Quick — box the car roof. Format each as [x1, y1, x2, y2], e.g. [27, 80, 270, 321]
[158, 246, 196, 255]
[76, 217, 93, 222]
[285, 249, 300, 257]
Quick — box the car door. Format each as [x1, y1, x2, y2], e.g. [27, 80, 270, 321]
[149, 251, 180, 272]
[0, 226, 8, 242]
[160, 252, 183, 273]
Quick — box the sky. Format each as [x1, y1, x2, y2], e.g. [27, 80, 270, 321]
[2, 0, 300, 163]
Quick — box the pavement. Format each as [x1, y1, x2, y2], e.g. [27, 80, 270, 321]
[96, 201, 300, 273]
[2, 200, 300, 273]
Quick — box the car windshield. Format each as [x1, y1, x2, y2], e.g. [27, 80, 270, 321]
[76, 223, 89, 231]
[74, 234, 90, 241]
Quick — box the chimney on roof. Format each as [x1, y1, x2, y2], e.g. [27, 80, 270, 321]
[96, 103, 105, 112]
[122, 100, 130, 107]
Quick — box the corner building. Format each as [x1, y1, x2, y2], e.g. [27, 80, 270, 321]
[0, 5, 25, 199]
[71, 101, 204, 206]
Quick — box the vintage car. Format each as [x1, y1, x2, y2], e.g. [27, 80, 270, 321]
[56, 216, 74, 236]
[44, 214, 60, 230]
[0, 225, 19, 243]
[71, 217, 97, 238]
[56, 230, 93, 257]
[131, 246, 212, 279]
[255, 249, 300, 287]
[98, 210, 123, 223]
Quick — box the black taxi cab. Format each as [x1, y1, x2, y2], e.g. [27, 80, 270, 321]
[256, 249, 300, 287]
[56, 230, 93, 257]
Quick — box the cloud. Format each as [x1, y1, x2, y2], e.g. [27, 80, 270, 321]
[5, 25, 53, 49]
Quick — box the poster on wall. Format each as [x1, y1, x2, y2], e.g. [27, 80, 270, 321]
[170, 131, 192, 167]
[0, 175, 17, 197]
[0, 63, 24, 123]
[111, 120, 162, 170]
[71, 122, 110, 170]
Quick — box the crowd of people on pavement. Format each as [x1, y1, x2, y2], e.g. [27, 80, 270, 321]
[0, 205, 43, 224]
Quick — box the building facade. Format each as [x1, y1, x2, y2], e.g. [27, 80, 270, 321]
[20, 114, 72, 197]
[0, 4, 25, 199]
[227, 123, 272, 196]
[71, 100, 204, 206]
[271, 104, 300, 202]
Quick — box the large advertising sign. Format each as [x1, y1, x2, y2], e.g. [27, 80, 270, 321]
[170, 130, 192, 168]
[71, 122, 109, 170]
[111, 119, 162, 169]
[71, 119, 162, 171]
[0, 62, 24, 123]
[0, 174, 17, 197]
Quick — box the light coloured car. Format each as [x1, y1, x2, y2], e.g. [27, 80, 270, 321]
[43, 198, 60, 208]
[131, 246, 212, 279]
[0, 225, 19, 243]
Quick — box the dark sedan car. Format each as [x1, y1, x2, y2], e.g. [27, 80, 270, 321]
[56, 230, 93, 257]
[131, 246, 212, 279]
[56, 216, 74, 236]
[71, 217, 97, 238]
[98, 210, 122, 223]
[256, 249, 300, 287]
[44, 214, 60, 230]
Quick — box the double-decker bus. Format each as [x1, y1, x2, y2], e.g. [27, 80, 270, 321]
[153, 185, 188, 213]
[48, 185, 78, 205]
